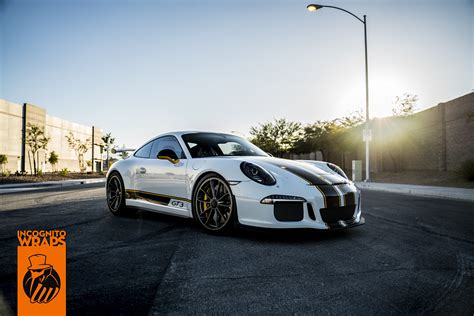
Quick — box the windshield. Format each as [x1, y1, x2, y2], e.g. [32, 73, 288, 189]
[181, 133, 268, 158]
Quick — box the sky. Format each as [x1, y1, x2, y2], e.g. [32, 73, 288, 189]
[1, 0, 472, 148]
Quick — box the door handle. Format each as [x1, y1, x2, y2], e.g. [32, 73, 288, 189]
[138, 167, 146, 174]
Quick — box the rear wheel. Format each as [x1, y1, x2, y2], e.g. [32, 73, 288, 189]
[192, 173, 235, 233]
[106, 172, 128, 215]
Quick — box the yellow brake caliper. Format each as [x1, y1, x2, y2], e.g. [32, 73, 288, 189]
[203, 193, 210, 218]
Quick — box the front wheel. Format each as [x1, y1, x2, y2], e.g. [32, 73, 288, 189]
[192, 173, 235, 233]
[106, 172, 128, 215]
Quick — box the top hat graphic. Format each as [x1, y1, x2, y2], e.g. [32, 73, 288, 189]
[28, 254, 52, 270]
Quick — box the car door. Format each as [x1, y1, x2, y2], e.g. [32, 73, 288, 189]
[133, 136, 189, 215]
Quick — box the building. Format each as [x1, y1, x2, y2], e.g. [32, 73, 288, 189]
[0, 99, 104, 173]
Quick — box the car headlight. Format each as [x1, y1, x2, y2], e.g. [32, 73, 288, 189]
[240, 162, 276, 185]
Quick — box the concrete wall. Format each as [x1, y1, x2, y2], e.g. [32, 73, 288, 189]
[0, 100, 23, 172]
[45, 115, 103, 172]
[0, 99, 103, 173]
[445, 93, 474, 171]
[295, 92, 474, 174]
[370, 92, 474, 172]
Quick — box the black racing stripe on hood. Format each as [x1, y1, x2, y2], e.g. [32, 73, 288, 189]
[264, 160, 330, 185]
[337, 184, 356, 206]
[264, 160, 349, 208]
[318, 185, 341, 208]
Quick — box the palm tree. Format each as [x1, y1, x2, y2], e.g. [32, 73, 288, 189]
[101, 133, 115, 170]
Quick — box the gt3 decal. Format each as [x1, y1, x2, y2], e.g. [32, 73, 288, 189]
[169, 200, 185, 208]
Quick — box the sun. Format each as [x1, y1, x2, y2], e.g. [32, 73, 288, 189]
[369, 72, 413, 118]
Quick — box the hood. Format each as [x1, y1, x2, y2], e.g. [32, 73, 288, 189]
[239, 156, 349, 185]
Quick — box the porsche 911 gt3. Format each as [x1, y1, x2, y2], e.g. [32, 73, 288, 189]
[106, 131, 364, 233]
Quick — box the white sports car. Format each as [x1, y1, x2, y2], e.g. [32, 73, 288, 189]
[106, 131, 364, 233]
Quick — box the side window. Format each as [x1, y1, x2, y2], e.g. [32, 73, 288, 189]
[150, 136, 186, 159]
[134, 141, 153, 158]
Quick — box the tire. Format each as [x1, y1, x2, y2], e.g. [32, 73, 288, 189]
[106, 171, 128, 216]
[192, 173, 236, 233]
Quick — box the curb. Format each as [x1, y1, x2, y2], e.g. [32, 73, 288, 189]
[0, 178, 105, 194]
[356, 182, 474, 202]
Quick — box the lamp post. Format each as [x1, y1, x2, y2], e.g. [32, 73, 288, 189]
[307, 3, 371, 181]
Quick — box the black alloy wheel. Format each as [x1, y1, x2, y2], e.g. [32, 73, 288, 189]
[106, 172, 127, 215]
[193, 174, 235, 233]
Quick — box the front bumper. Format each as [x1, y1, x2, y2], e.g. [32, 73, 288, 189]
[230, 178, 363, 230]
[233, 194, 364, 230]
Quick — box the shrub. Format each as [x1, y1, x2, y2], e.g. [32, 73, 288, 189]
[0, 154, 7, 173]
[48, 151, 59, 171]
[37, 169, 43, 176]
[460, 159, 474, 181]
[59, 168, 69, 177]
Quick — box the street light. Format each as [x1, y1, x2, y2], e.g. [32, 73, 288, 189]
[306, 4, 323, 12]
[306, 3, 371, 182]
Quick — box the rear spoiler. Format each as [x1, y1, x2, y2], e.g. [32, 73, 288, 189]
[111, 148, 136, 154]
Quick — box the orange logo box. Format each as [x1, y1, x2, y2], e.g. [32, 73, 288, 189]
[17, 230, 66, 316]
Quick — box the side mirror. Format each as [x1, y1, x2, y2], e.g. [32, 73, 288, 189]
[157, 149, 179, 164]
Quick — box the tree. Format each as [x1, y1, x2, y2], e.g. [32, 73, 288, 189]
[337, 109, 365, 128]
[249, 119, 303, 157]
[392, 93, 418, 116]
[101, 132, 115, 170]
[384, 94, 419, 171]
[0, 154, 7, 173]
[25, 123, 50, 175]
[48, 151, 59, 172]
[119, 146, 130, 160]
[65, 132, 91, 173]
[293, 110, 364, 161]
[295, 120, 341, 159]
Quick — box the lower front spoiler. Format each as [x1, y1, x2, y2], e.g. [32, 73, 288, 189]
[235, 216, 365, 232]
[326, 216, 365, 230]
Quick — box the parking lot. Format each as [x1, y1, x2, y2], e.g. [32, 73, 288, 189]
[0, 184, 473, 314]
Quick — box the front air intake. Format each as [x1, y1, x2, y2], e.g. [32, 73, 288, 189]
[274, 202, 304, 222]
[320, 205, 356, 223]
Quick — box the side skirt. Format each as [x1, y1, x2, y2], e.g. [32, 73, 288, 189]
[125, 199, 192, 218]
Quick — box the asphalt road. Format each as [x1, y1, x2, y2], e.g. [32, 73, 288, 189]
[0, 184, 473, 315]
